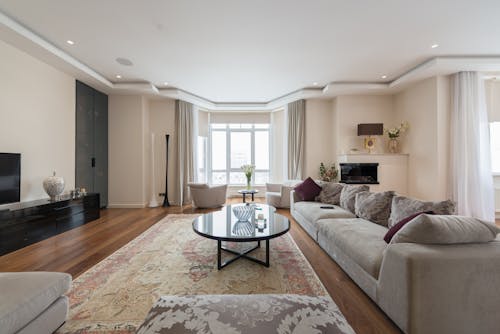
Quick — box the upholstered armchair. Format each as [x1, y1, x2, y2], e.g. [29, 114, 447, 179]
[265, 180, 302, 209]
[188, 183, 228, 208]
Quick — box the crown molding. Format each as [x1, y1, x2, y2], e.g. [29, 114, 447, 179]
[2, 10, 500, 110]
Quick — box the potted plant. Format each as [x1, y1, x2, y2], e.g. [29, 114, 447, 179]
[319, 162, 338, 182]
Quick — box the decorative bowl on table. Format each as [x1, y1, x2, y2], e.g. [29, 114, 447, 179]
[232, 204, 255, 222]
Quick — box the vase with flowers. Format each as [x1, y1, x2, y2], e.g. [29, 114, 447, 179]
[241, 164, 255, 190]
[384, 121, 409, 153]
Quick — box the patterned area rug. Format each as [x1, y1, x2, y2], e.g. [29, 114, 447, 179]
[57, 214, 342, 333]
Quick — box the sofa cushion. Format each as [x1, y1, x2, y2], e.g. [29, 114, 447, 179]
[384, 211, 434, 243]
[317, 218, 388, 278]
[315, 183, 344, 205]
[391, 214, 500, 244]
[354, 191, 395, 226]
[293, 202, 356, 224]
[0, 272, 72, 334]
[388, 195, 455, 228]
[339, 185, 369, 213]
[294, 177, 322, 201]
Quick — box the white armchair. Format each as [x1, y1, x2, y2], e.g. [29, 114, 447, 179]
[265, 180, 302, 209]
[188, 183, 228, 208]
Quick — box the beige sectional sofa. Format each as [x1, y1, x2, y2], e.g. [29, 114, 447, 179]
[290, 190, 500, 334]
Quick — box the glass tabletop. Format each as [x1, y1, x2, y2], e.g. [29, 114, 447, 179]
[192, 203, 290, 242]
[237, 189, 259, 194]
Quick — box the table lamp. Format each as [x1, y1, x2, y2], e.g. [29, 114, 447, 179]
[357, 123, 383, 153]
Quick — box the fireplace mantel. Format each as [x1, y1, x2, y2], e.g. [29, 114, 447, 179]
[337, 154, 409, 195]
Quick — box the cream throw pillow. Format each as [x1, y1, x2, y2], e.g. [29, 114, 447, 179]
[391, 214, 500, 244]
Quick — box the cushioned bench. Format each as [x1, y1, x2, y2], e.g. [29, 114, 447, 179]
[0, 272, 72, 334]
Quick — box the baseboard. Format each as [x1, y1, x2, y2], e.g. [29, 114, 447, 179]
[107, 203, 147, 209]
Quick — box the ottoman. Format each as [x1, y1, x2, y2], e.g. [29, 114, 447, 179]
[0, 272, 72, 334]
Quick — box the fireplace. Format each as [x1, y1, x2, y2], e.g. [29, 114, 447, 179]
[339, 163, 379, 184]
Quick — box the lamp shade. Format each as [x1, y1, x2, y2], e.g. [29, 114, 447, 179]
[357, 123, 383, 136]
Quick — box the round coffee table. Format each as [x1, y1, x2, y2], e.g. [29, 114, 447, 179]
[237, 189, 259, 203]
[192, 203, 290, 269]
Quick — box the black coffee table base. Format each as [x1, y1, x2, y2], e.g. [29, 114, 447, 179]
[217, 240, 269, 270]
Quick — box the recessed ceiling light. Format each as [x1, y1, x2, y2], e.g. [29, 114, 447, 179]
[313, 82, 318, 86]
[66, 40, 74, 45]
[116, 75, 122, 79]
[164, 82, 169, 86]
[381, 75, 387, 79]
[431, 44, 439, 49]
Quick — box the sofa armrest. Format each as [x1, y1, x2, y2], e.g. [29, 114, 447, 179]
[265, 183, 281, 193]
[377, 241, 500, 334]
[279, 185, 296, 208]
[289, 190, 302, 213]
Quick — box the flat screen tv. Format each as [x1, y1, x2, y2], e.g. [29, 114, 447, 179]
[0, 153, 21, 205]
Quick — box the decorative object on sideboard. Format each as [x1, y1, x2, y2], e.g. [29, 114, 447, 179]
[385, 121, 409, 153]
[357, 123, 384, 153]
[319, 162, 338, 182]
[160, 134, 170, 207]
[43, 171, 65, 201]
[241, 164, 255, 190]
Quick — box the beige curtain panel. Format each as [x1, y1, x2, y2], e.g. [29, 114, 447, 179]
[175, 100, 197, 205]
[287, 99, 305, 180]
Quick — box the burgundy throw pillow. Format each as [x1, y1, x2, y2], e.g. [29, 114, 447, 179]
[384, 211, 434, 243]
[294, 177, 322, 201]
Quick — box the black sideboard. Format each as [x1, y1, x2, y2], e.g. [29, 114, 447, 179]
[0, 193, 100, 256]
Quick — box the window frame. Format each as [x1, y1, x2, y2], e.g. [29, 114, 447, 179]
[208, 123, 271, 186]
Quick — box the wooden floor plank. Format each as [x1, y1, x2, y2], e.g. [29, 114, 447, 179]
[3, 199, 496, 333]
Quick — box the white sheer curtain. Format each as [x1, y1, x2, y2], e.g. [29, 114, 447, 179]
[450, 72, 495, 222]
[175, 100, 198, 205]
[287, 99, 305, 180]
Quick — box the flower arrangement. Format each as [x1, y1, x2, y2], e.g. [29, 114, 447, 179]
[319, 162, 338, 182]
[385, 121, 409, 139]
[241, 164, 255, 189]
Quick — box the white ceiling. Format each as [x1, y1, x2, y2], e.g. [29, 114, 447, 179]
[1, 0, 500, 106]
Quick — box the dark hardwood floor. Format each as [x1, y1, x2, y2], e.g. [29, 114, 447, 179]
[1, 198, 498, 334]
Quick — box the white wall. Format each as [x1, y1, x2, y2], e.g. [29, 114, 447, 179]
[394, 76, 450, 201]
[0, 39, 75, 203]
[303, 99, 335, 179]
[108, 95, 149, 207]
[148, 100, 177, 205]
[335, 95, 396, 154]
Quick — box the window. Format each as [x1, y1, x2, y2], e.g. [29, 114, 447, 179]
[490, 122, 500, 174]
[208, 123, 270, 185]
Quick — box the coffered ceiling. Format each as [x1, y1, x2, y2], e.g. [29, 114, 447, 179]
[1, 0, 500, 109]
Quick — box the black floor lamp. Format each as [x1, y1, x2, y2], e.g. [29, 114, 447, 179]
[161, 134, 170, 207]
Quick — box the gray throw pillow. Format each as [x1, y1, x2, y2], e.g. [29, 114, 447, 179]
[339, 184, 370, 213]
[388, 195, 456, 228]
[315, 183, 344, 205]
[355, 191, 395, 226]
[391, 214, 500, 244]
